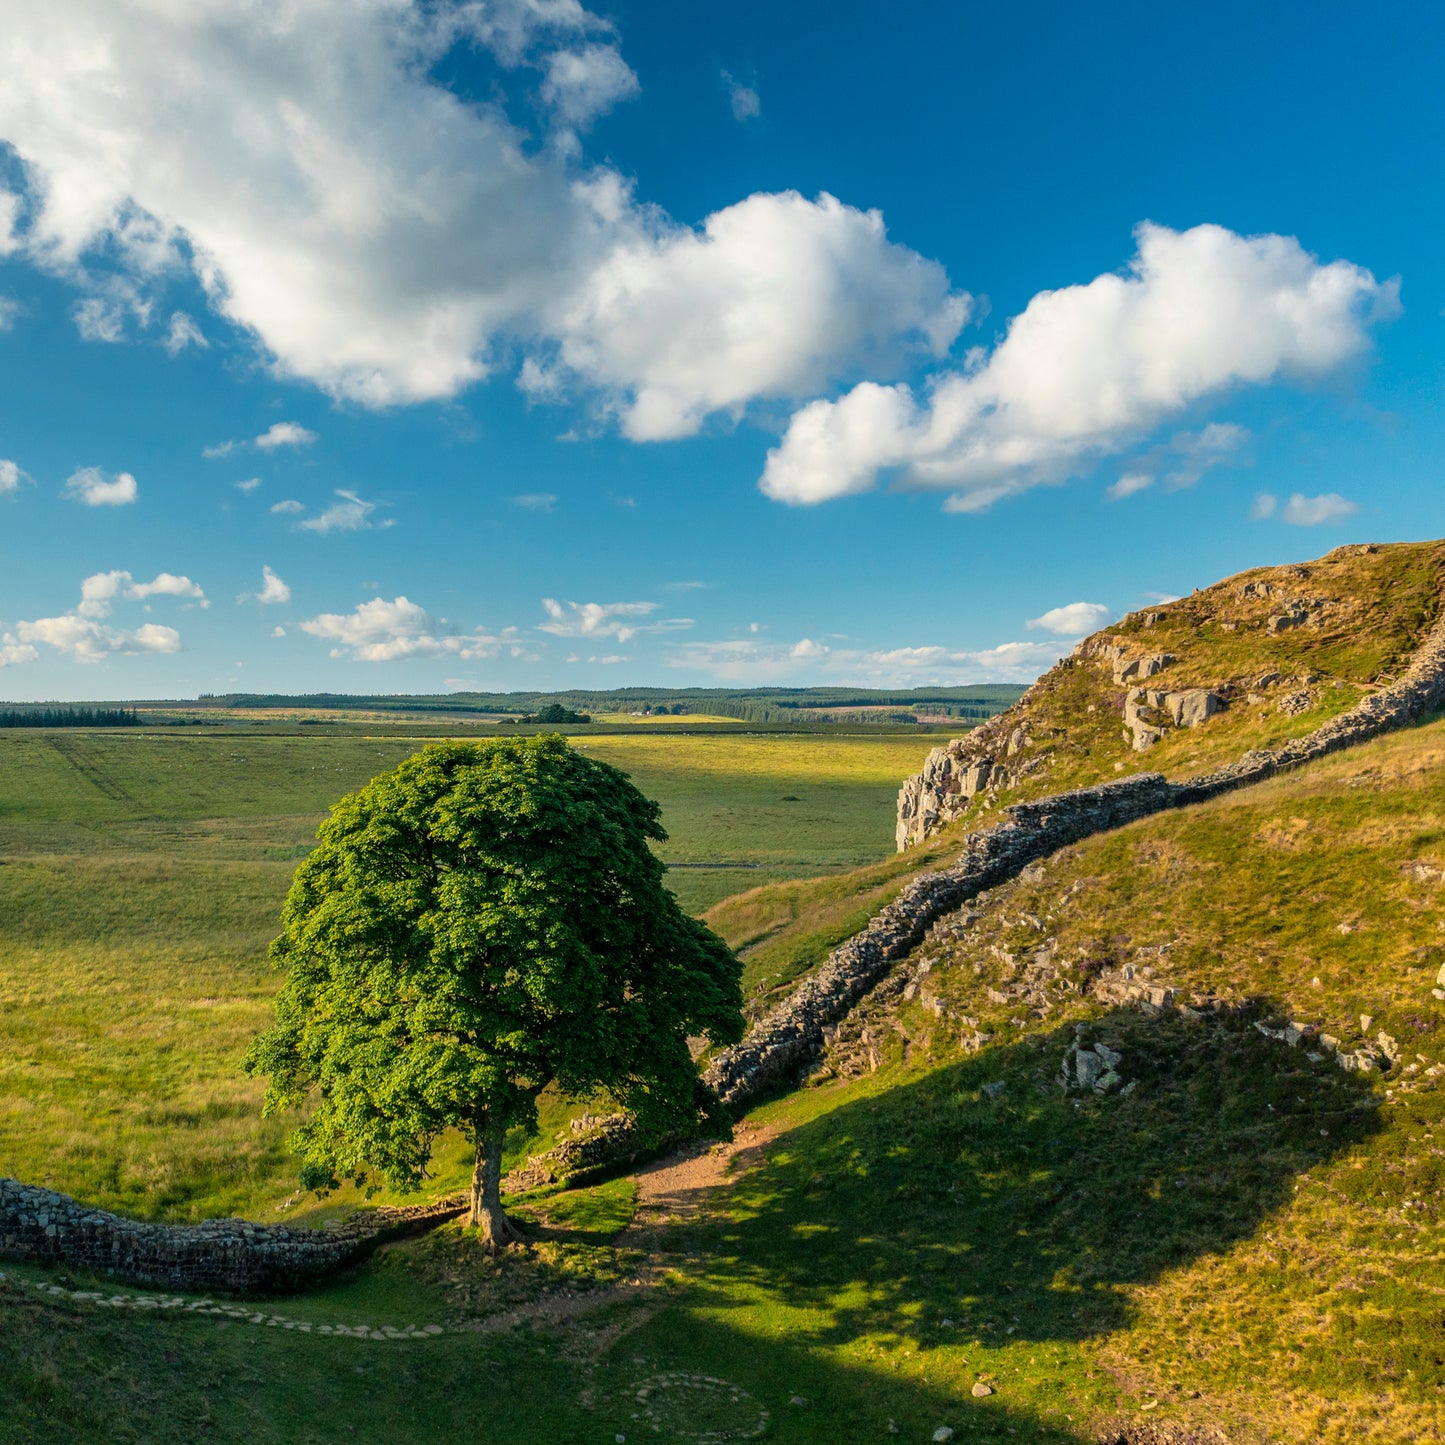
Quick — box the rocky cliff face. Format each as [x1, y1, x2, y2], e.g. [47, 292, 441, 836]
[897, 540, 1445, 850]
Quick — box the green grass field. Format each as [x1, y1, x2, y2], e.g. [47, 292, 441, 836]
[0, 726, 938, 1221]
[6, 705, 1445, 1441]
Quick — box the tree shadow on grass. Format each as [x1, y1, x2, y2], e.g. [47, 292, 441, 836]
[6, 1004, 1374, 1445]
[663, 1004, 1381, 1354]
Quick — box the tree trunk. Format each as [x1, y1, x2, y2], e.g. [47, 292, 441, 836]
[468, 1113, 526, 1248]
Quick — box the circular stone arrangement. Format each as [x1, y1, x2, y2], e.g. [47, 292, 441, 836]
[629, 1373, 769, 1442]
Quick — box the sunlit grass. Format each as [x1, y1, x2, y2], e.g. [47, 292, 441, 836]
[6, 719, 1445, 1440]
[0, 726, 938, 1217]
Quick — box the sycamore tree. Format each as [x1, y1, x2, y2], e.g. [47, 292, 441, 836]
[243, 736, 744, 1246]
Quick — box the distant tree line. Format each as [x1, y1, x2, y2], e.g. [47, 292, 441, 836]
[193, 685, 1026, 725]
[0, 706, 140, 728]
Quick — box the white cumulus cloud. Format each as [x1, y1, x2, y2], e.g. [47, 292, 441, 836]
[78, 569, 205, 618]
[15, 614, 182, 662]
[0, 0, 591, 405]
[1026, 602, 1113, 636]
[297, 489, 384, 533]
[0, 459, 27, 497]
[541, 189, 969, 441]
[1280, 492, 1359, 526]
[253, 566, 292, 604]
[255, 422, 317, 451]
[63, 467, 138, 506]
[762, 223, 1396, 509]
[538, 598, 691, 643]
[14, 570, 195, 662]
[0, 2, 970, 438]
[0, 637, 40, 666]
[129, 572, 207, 604]
[300, 596, 499, 661]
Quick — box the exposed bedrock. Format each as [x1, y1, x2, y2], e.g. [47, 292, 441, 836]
[899, 587, 1445, 850]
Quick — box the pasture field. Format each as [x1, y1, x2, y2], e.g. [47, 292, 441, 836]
[0, 725, 939, 1222]
[6, 718, 1445, 1442]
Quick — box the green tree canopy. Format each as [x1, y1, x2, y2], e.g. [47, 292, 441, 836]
[243, 736, 744, 1244]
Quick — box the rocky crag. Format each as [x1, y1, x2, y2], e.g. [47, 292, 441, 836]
[898, 540, 1445, 849]
[511, 560, 1445, 1189]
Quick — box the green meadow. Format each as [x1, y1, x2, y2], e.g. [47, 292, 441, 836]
[0, 725, 939, 1221]
[6, 708, 1445, 1442]
[6, 717, 1445, 1441]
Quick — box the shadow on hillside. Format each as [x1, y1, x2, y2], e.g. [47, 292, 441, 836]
[670, 1005, 1381, 1352]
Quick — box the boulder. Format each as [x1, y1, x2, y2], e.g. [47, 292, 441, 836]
[1268, 607, 1308, 633]
[1123, 688, 1167, 750]
[1166, 689, 1225, 728]
[1113, 652, 1177, 685]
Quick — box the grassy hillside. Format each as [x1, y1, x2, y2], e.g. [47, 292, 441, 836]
[0, 727, 938, 1221]
[6, 711, 1444, 1442]
[903, 540, 1445, 843]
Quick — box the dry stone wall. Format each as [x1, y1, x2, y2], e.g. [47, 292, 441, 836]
[702, 772, 1176, 1110]
[0, 1178, 466, 1295]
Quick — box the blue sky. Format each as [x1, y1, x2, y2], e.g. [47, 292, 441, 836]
[0, 0, 1441, 700]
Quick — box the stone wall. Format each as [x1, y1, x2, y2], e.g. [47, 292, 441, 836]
[0, 1178, 466, 1295]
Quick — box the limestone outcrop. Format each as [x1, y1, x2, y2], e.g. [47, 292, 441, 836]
[898, 542, 1445, 849]
[1122, 685, 1225, 750]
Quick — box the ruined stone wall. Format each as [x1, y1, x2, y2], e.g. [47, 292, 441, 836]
[0, 1179, 466, 1295]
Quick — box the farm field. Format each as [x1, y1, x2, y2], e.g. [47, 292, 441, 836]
[0, 725, 939, 1222]
[5, 716, 1444, 1442]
